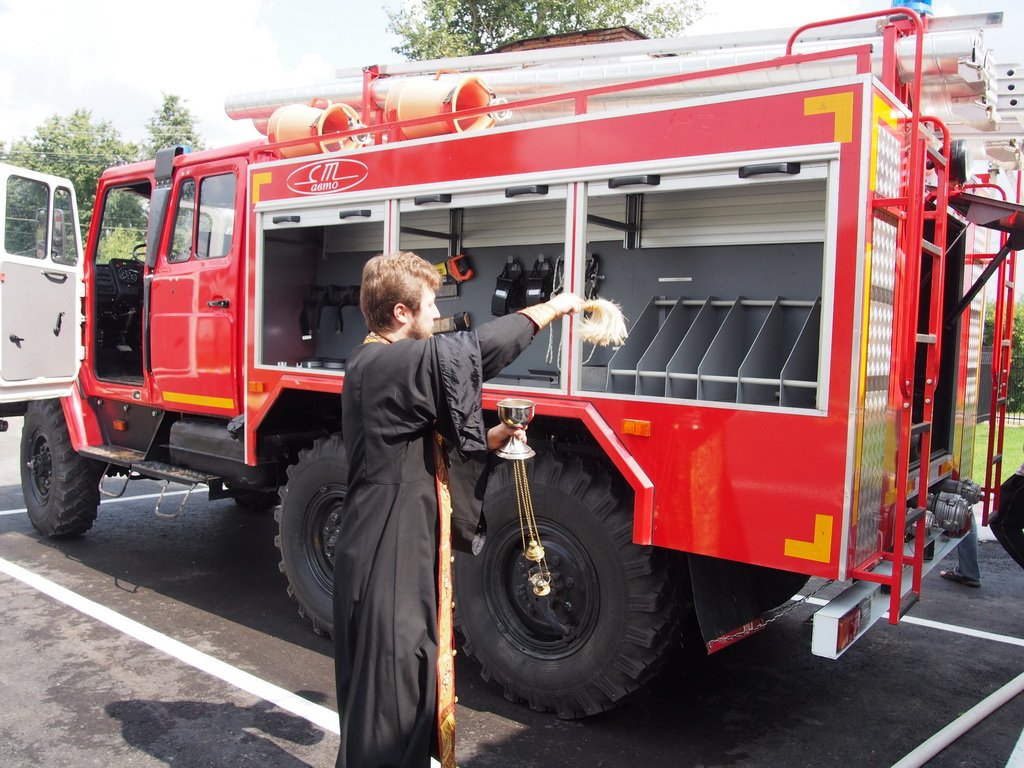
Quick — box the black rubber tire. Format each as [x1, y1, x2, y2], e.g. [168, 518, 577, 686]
[20, 400, 103, 538]
[275, 434, 347, 637]
[455, 453, 680, 718]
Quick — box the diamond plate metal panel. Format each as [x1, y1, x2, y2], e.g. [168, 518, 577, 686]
[854, 217, 897, 565]
[875, 128, 901, 199]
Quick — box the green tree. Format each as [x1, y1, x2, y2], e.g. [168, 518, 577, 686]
[388, 0, 706, 59]
[143, 93, 206, 157]
[2, 109, 137, 231]
[984, 300, 1024, 413]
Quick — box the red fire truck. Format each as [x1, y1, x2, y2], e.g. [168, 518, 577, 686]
[2, 6, 1022, 718]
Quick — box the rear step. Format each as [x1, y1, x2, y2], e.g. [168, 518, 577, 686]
[810, 528, 963, 660]
[79, 445, 216, 485]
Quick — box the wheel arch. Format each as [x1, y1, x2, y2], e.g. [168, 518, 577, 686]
[250, 386, 342, 467]
[482, 396, 655, 544]
[60, 384, 104, 451]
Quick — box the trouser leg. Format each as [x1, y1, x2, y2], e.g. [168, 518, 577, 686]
[956, 515, 981, 582]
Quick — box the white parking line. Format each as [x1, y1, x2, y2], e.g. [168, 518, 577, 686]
[1008, 729, 1024, 767]
[0, 555, 340, 734]
[797, 594, 1024, 647]
[0, 555, 445, 768]
[896, 615, 1024, 648]
[0, 487, 207, 516]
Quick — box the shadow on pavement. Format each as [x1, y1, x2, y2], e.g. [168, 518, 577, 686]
[105, 695, 325, 767]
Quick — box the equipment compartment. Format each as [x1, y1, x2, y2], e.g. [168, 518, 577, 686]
[580, 173, 829, 410]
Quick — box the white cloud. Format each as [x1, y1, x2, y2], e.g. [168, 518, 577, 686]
[0, 0, 338, 148]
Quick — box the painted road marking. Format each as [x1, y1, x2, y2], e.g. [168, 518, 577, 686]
[1008, 728, 1024, 767]
[0, 555, 339, 734]
[798, 595, 1024, 647]
[0, 487, 208, 516]
[0, 555, 443, 768]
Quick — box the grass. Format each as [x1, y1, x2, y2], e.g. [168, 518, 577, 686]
[971, 419, 1024, 486]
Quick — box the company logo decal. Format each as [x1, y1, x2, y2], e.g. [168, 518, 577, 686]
[286, 159, 368, 195]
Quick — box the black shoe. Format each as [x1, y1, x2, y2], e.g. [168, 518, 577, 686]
[940, 569, 980, 588]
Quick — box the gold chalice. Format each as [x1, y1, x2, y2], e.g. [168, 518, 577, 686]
[495, 398, 535, 460]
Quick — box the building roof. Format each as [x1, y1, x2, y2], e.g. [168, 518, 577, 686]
[489, 26, 647, 54]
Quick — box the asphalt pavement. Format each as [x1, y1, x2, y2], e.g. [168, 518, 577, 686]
[1, 415, 1024, 767]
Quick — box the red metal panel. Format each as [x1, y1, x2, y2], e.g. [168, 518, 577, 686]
[252, 86, 864, 204]
[577, 397, 851, 578]
[246, 82, 871, 578]
[60, 382, 104, 451]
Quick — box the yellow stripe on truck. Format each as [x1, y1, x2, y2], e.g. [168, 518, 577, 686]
[163, 391, 235, 410]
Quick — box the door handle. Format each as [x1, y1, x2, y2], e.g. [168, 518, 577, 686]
[9, 334, 24, 347]
[53, 312, 65, 337]
[207, 298, 230, 308]
[42, 271, 69, 283]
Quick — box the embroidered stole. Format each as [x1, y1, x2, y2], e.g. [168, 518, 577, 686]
[433, 432, 457, 768]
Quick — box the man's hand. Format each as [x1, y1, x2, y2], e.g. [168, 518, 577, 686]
[488, 423, 526, 452]
[547, 292, 585, 317]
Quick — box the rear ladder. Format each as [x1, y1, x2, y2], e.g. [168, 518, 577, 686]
[983, 201, 1019, 522]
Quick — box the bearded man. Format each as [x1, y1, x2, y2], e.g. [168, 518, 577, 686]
[333, 251, 582, 767]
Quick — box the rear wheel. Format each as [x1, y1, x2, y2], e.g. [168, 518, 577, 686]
[275, 434, 347, 636]
[455, 453, 680, 718]
[21, 400, 103, 538]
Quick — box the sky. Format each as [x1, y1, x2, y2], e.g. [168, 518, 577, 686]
[0, 0, 1020, 151]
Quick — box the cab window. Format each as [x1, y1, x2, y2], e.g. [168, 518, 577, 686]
[169, 179, 196, 263]
[4, 175, 48, 259]
[51, 186, 79, 266]
[95, 183, 151, 265]
[168, 173, 235, 263]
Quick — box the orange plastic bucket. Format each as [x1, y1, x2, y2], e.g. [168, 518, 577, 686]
[267, 101, 365, 157]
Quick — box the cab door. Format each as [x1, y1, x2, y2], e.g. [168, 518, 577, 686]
[148, 164, 242, 415]
[0, 163, 83, 401]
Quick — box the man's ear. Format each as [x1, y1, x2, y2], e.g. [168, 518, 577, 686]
[393, 302, 411, 327]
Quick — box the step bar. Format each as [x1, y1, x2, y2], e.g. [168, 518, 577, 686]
[79, 445, 216, 485]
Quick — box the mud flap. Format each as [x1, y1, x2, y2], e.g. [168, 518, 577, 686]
[688, 553, 810, 653]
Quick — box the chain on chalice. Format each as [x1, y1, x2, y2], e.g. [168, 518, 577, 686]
[495, 399, 551, 596]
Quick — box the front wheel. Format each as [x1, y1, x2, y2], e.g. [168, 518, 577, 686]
[21, 400, 103, 538]
[455, 453, 680, 718]
[275, 434, 348, 636]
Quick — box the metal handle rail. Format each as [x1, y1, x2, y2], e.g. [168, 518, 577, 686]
[253, 41, 875, 162]
[967, 181, 1018, 525]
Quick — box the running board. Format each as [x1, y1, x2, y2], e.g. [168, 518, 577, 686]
[131, 461, 216, 485]
[78, 445, 216, 485]
[810, 530, 963, 660]
[79, 444, 146, 466]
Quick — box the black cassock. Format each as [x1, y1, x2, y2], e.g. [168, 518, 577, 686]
[333, 313, 537, 768]
[992, 469, 1024, 570]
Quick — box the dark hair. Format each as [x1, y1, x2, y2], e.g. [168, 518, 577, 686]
[360, 251, 441, 333]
